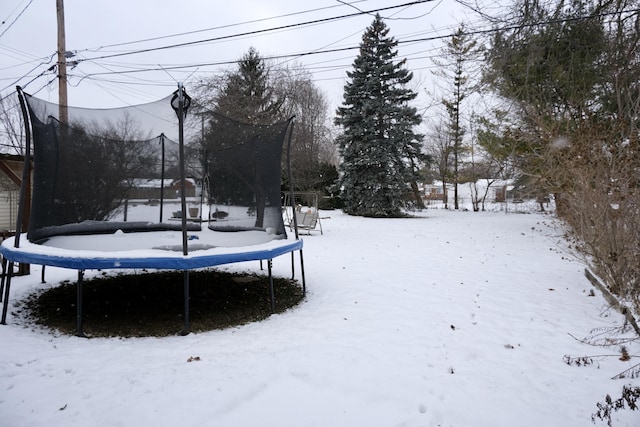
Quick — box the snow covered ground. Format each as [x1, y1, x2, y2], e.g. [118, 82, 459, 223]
[1, 206, 638, 426]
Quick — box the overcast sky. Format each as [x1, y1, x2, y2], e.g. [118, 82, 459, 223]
[0, 0, 491, 113]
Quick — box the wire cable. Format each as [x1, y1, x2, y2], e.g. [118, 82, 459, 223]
[0, 0, 34, 39]
[73, 1, 436, 63]
[80, 0, 373, 51]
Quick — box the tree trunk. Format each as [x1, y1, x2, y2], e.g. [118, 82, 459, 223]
[441, 181, 448, 209]
[410, 181, 425, 209]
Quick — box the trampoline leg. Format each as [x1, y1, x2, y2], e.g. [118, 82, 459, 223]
[1, 261, 14, 324]
[41, 265, 46, 283]
[290, 252, 295, 280]
[268, 259, 275, 314]
[299, 249, 306, 296]
[76, 270, 86, 337]
[180, 271, 190, 336]
[0, 257, 7, 302]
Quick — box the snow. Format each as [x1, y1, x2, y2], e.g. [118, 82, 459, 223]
[18, 229, 282, 253]
[1, 208, 639, 426]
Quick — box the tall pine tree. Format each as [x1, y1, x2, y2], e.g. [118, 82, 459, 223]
[335, 14, 424, 217]
[215, 47, 283, 124]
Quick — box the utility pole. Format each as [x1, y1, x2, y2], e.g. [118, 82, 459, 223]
[56, 0, 68, 124]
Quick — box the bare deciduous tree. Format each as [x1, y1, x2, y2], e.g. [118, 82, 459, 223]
[273, 65, 337, 192]
[424, 117, 454, 208]
[0, 92, 25, 155]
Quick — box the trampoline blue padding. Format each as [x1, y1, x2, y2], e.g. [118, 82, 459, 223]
[0, 233, 303, 271]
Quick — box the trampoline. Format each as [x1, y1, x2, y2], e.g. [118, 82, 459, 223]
[0, 85, 307, 336]
[0, 230, 303, 271]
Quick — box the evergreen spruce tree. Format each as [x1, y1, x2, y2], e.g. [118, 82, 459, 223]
[215, 47, 283, 124]
[335, 14, 424, 217]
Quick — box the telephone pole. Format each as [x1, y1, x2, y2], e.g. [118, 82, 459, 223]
[56, 0, 68, 124]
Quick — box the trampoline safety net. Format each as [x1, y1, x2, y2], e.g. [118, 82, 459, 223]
[18, 88, 294, 244]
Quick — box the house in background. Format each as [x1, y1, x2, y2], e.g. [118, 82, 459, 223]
[128, 178, 198, 200]
[170, 178, 197, 199]
[0, 154, 30, 275]
[423, 185, 448, 202]
[0, 154, 25, 232]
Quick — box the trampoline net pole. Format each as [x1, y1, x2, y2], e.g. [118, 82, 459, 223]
[268, 260, 275, 313]
[76, 270, 84, 337]
[181, 270, 190, 335]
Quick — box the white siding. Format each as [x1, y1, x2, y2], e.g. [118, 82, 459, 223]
[0, 189, 17, 231]
[0, 174, 19, 231]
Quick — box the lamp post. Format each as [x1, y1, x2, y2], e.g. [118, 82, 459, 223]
[159, 134, 165, 223]
[170, 83, 191, 256]
[171, 83, 192, 336]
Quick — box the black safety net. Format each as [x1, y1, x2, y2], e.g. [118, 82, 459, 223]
[18, 88, 294, 245]
[202, 112, 291, 235]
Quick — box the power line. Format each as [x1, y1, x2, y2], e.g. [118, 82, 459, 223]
[0, 45, 51, 71]
[80, 0, 374, 51]
[62, 5, 640, 107]
[337, 0, 444, 20]
[0, 53, 56, 94]
[8, 1, 637, 106]
[2, 0, 439, 96]
[73, 4, 638, 80]
[0, 0, 34, 39]
[55, 21, 526, 80]
[73, 1, 436, 63]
